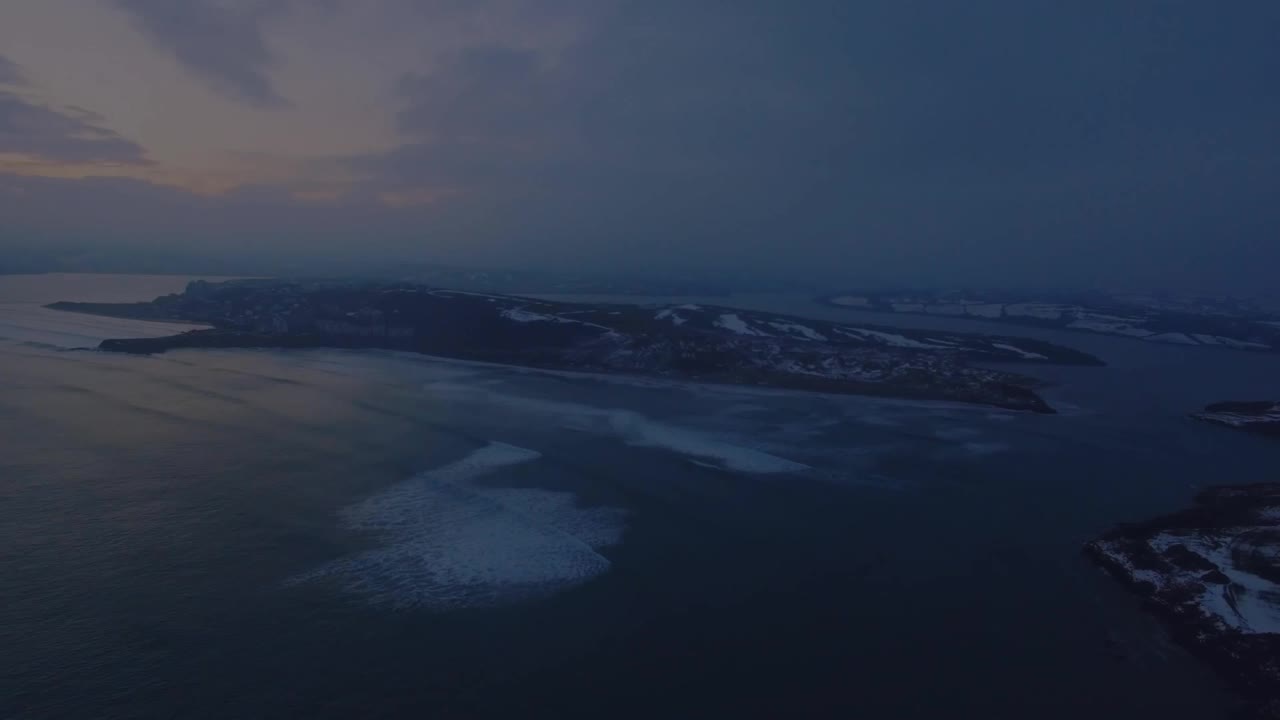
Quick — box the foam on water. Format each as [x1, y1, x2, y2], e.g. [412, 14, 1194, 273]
[288, 442, 627, 609]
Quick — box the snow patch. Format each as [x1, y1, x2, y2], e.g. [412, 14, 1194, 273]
[1146, 332, 1198, 346]
[715, 313, 769, 336]
[429, 289, 512, 301]
[502, 308, 573, 324]
[767, 322, 827, 341]
[1159, 534, 1280, 634]
[1067, 319, 1155, 337]
[991, 342, 1048, 360]
[1215, 337, 1271, 350]
[654, 308, 688, 325]
[502, 307, 615, 333]
[835, 327, 945, 350]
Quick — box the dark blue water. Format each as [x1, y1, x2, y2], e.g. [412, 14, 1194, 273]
[2, 276, 1277, 718]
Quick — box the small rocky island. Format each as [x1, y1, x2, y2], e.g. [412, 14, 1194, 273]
[1086, 485, 1280, 718]
[49, 279, 1104, 412]
[1193, 402, 1280, 437]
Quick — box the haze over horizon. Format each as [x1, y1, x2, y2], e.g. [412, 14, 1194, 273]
[2, 1, 1277, 292]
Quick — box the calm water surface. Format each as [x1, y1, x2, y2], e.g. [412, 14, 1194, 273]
[3, 275, 1278, 718]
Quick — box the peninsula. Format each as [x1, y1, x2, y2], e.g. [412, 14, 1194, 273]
[50, 279, 1105, 413]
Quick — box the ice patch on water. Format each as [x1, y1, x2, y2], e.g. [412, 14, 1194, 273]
[287, 442, 626, 610]
[601, 409, 810, 473]
[424, 382, 810, 474]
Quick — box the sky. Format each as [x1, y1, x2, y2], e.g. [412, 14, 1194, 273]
[1, 1, 1277, 290]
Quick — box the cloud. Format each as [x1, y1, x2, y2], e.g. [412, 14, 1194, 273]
[0, 54, 27, 86]
[4, 1, 1280, 291]
[345, 2, 867, 270]
[0, 91, 151, 165]
[334, 0, 1280, 288]
[111, 0, 289, 108]
[397, 47, 551, 143]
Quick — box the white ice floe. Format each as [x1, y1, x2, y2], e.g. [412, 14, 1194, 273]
[287, 442, 627, 610]
[604, 410, 811, 473]
[424, 382, 810, 474]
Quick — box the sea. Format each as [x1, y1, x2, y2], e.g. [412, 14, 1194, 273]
[2, 274, 1277, 719]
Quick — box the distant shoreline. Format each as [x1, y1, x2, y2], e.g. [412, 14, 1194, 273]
[818, 292, 1280, 353]
[45, 279, 1113, 414]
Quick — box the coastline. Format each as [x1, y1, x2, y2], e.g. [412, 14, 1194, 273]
[85, 327, 1059, 414]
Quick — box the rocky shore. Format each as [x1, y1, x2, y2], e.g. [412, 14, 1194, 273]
[1086, 485, 1280, 718]
[1193, 402, 1280, 437]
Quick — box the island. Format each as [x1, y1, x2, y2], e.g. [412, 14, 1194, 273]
[1086, 485, 1280, 719]
[49, 279, 1105, 413]
[1192, 402, 1280, 437]
[821, 289, 1280, 352]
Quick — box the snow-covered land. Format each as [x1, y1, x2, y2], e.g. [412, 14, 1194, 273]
[821, 291, 1280, 353]
[1193, 401, 1280, 437]
[1086, 484, 1280, 716]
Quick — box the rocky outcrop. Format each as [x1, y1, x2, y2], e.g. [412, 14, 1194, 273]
[1193, 402, 1280, 437]
[1086, 485, 1280, 718]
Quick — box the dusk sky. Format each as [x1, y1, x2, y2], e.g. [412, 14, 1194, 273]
[1, 1, 1277, 289]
